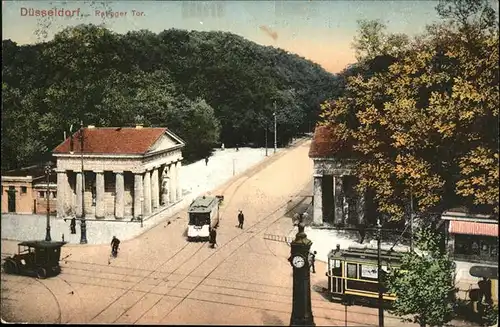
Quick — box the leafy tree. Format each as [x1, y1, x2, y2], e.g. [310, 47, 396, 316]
[352, 19, 411, 63]
[387, 227, 457, 327]
[320, 0, 499, 220]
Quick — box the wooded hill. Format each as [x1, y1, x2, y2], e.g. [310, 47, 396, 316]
[2, 25, 338, 170]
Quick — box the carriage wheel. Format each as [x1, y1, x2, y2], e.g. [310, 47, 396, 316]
[36, 268, 47, 279]
[3, 260, 18, 274]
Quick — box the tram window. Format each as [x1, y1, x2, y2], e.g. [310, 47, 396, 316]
[189, 213, 210, 225]
[347, 263, 358, 278]
[360, 264, 378, 280]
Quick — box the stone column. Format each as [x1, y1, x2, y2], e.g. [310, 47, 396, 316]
[334, 175, 344, 225]
[143, 169, 152, 216]
[161, 166, 170, 206]
[151, 168, 159, 210]
[56, 169, 66, 218]
[115, 171, 125, 219]
[313, 175, 323, 225]
[169, 162, 176, 203]
[75, 171, 83, 218]
[95, 170, 105, 219]
[176, 161, 182, 201]
[133, 172, 143, 219]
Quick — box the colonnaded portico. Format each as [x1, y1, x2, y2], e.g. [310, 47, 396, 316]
[308, 125, 369, 227]
[52, 125, 185, 220]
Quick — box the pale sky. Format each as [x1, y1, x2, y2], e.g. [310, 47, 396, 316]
[2, 0, 446, 73]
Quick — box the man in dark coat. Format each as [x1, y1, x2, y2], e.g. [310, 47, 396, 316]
[237, 210, 244, 229]
[209, 228, 217, 248]
[478, 277, 493, 305]
[111, 236, 120, 256]
[70, 217, 76, 234]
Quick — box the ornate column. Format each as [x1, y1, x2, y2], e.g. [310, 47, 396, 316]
[161, 165, 170, 206]
[176, 161, 182, 201]
[169, 162, 176, 203]
[75, 170, 83, 218]
[151, 167, 159, 210]
[312, 175, 323, 225]
[133, 172, 143, 219]
[56, 169, 66, 218]
[115, 171, 125, 219]
[334, 175, 344, 225]
[95, 170, 105, 219]
[143, 169, 152, 216]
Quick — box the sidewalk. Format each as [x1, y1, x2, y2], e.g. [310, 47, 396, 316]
[1, 145, 289, 245]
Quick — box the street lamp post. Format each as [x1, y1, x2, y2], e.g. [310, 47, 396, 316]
[289, 212, 315, 326]
[376, 218, 384, 327]
[44, 163, 52, 241]
[79, 122, 88, 244]
[273, 102, 277, 154]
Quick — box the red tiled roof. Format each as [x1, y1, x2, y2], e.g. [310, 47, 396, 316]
[308, 124, 352, 158]
[449, 220, 498, 237]
[53, 127, 168, 155]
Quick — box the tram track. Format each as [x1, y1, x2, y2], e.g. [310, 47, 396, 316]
[25, 139, 314, 324]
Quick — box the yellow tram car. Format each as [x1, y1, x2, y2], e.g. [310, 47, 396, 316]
[326, 245, 405, 304]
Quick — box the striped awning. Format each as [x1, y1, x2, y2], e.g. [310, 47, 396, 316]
[449, 220, 498, 237]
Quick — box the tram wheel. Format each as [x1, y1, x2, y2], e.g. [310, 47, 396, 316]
[3, 260, 18, 274]
[36, 268, 47, 279]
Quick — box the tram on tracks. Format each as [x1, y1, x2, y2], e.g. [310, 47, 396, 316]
[326, 244, 404, 304]
[187, 195, 222, 241]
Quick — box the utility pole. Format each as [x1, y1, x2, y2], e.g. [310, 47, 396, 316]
[376, 218, 384, 327]
[410, 187, 414, 252]
[265, 126, 268, 157]
[79, 121, 88, 244]
[44, 163, 52, 241]
[273, 101, 277, 154]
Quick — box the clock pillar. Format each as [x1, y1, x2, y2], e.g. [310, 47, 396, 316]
[288, 213, 315, 326]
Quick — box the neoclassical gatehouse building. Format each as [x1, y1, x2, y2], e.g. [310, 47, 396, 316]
[52, 125, 185, 220]
[308, 125, 368, 227]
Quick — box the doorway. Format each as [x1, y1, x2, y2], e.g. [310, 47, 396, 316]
[7, 186, 16, 212]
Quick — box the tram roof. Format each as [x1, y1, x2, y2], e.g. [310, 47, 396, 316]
[188, 195, 218, 213]
[328, 246, 405, 264]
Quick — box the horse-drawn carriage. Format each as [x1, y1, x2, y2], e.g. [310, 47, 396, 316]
[2, 240, 66, 279]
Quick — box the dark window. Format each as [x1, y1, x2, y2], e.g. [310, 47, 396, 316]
[21, 186, 27, 194]
[347, 263, 358, 279]
[189, 213, 210, 226]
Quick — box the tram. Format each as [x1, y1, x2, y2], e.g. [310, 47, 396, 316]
[187, 195, 221, 241]
[326, 244, 404, 304]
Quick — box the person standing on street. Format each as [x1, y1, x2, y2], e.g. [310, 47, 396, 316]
[309, 251, 317, 273]
[111, 236, 121, 257]
[237, 210, 244, 229]
[209, 227, 217, 248]
[205, 156, 209, 166]
[70, 217, 76, 234]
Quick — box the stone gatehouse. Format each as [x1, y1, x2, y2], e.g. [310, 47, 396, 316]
[52, 125, 185, 220]
[308, 125, 367, 226]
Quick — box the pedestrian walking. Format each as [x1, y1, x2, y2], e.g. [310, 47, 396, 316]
[111, 236, 121, 257]
[309, 251, 317, 273]
[478, 277, 493, 305]
[205, 156, 209, 166]
[70, 217, 76, 234]
[209, 227, 217, 248]
[237, 210, 244, 229]
[221, 143, 225, 151]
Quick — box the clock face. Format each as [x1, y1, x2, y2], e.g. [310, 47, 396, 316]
[292, 255, 305, 268]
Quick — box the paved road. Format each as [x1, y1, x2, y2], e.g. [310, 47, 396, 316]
[2, 140, 418, 326]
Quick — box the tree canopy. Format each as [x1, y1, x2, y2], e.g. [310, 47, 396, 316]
[2, 25, 336, 169]
[319, 0, 499, 220]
